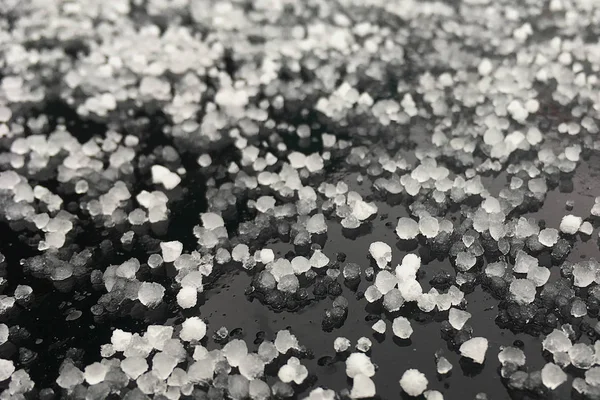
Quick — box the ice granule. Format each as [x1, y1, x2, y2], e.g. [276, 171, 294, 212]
[396, 217, 419, 240]
[307, 214, 327, 234]
[350, 374, 376, 399]
[258, 341, 278, 363]
[585, 367, 600, 386]
[369, 241, 392, 269]
[356, 337, 372, 352]
[278, 357, 308, 384]
[121, 356, 149, 379]
[291, 256, 311, 274]
[177, 286, 198, 309]
[399, 369, 428, 397]
[485, 261, 506, 277]
[569, 343, 595, 369]
[459, 337, 488, 364]
[392, 317, 413, 339]
[306, 388, 336, 400]
[137, 282, 165, 308]
[224, 339, 249, 368]
[383, 289, 404, 312]
[146, 325, 173, 351]
[498, 347, 526, 366]
[343, 263, 361, 280]
[274, 330, 300, 354]
[334, 337, 352, 353]
[346, 353, 375, 378]
[310, 250, 330, 269]
[527, 266, 550, 287]
[455, 252, 476, 271]
[543, 330, 572, 354]
[153, 352, 178, 379]
[424, 390, 444, 400]
[398, 279, 423, 302]
[160, 241, 183, 263]
[538, 228, 559, 247]
[238, 353, 265, 380]
[256, 196, 276, 213]
[375, 270, 398, 294]
[112, 329, 133, 352]
[56, 363, 83, 389]
[574, 261, 599, 287]
[436, 357, 453, 374]
[514, 250, 538, 273]
[580, 221, 593, 235]
[0, 324, 8, 345]
[571, 299, 587, 317]
[151, 165, 181, 190]
[365, 285, 383, 303]
[180, 317, 207, 342]
[541, 363, 567, 389]
[277, 274, 300, 293]
[372, 320, 386, 334]
[352, 200, 377, 221]
[560, 214, 583, 235]
[509, 279, 536, 304]
[201, 212, 225, 229]
[249, 379, 271, 400]
[419, 216, 440, 238]
[84, 362, 108, 385]
[448, 308, 471, 330]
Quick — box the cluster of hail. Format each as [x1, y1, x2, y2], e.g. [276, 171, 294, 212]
[0, 0, 599, 399]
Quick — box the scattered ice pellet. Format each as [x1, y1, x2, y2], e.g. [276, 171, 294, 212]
[399, 369, 428, 397]
[160, 241, 183, 263]
[396, 217, 419, 240]
[335, 337, 352, 353]
[151, 165, 181, 190]
[350, 374, 376, 399]
[179, 317, 206, 342]
[369, 242, 392, 269]
[459, 337, 488, 364]
[372, 320, 386, 334]
[541, 363, 567, 389]
[560, 215, 583, 235]
[448, 308, 471, 330]
[346, 353, 375, 378]
[509, 279, 536, 304]
[392, 317, 413, 339]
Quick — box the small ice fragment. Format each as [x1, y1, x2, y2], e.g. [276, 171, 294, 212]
[419, 216, 439, 238]
[138, 282, 165, 308]
[509, 279, 536, 304]
[560, 215, 582, 235]
[179, 317, 206, 342]
[346, 353, 375, 378]
[448, 308, 471, 330]
[538, 228, 559, 247]
[372, 320, 386, 334]
[334, 337, 351, 353]
[350, 374, 376, 399]
[541, 363, 567, 389]
[151, 165, 181, 190]
[160, 241, 183, 263]
[459, 337, 488, 364]
[498, 347, 526, 366]
[543, 330, 572, 354]
[356, 337, 372, 353]
[369, 242, 392, 269]
[396, 217, 419, 240]
[436, 357, 453, 374]
[307, 214, 327, 234]
[399, 369, 428, 397]
[392, 317, 413, 339]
